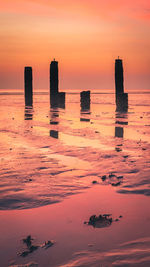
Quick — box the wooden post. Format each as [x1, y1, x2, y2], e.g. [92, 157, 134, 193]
[115, 58, 128, 112]
[80, 91, 90, 111]
[24, 67, 33, 106]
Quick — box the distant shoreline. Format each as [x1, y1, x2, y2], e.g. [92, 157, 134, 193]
[0, 91, 150, 95]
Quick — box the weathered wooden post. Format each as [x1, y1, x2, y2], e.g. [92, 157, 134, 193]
[58, 92, 65, 109]
[50, 59, 58, 96]
[80, 90, 90, 111]
[116, 93, 128, 112]
[50, 59, 65, 108]
[115, 58, 124, 95]
[24, 67, 33, 106]
[50, 59, 59, 108]
[115, 58, 128, 112]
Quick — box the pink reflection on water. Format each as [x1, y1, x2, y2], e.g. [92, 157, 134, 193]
[0, 91, 150, 266]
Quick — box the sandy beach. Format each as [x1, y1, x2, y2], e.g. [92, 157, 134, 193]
[0, 90, 150, 266]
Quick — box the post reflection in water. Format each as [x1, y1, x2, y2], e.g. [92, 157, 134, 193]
[80, 110, 91, 122]
[50, 108, 59, 125]
[115, 112, 128, 139]
[49, 108, 59, 139]
[115, 126, 124, 138]
[50, 130, 59, 139]
[24, 106, 33, 120]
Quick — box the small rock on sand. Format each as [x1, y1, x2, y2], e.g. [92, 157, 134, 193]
[109, 173, 116, 178]
[115, 147, 122, 152]
[117, 176, 123, 179]
[92, 180, 98, 184]
[41, 240, 54, 249]
[85, 214, 122, 228]
[87, 214, 112, 228]
[101, 175, 107, 181]
[111, 182, 121, 186]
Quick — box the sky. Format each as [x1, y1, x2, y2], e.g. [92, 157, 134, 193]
[0, 0, 150, 90]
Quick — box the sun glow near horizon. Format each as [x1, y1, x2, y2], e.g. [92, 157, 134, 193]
[0, 0, 150, 90]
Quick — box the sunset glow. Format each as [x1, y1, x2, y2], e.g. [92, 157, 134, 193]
[0, 0, 150, 90]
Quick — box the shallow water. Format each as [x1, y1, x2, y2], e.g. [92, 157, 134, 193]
[0, 90, 150, 266]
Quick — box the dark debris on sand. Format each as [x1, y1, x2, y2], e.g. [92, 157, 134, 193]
[111, 181, 121, 186]
[101, 175, 107, 181]
[100, 173, 123, 187]
[41, 240, 54, 249]
[23, 235, 33, 248]
[19, 235, 54, 257]
[20, 236, 39, 257]
[84, 214, 122, 228]
[92, 180, 98, 184]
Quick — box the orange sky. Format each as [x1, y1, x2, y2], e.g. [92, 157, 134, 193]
[0, 0, 150, 90]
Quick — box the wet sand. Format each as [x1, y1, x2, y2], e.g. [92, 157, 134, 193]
[0, 90, 150, 266]
[1, 185, 150, 267]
